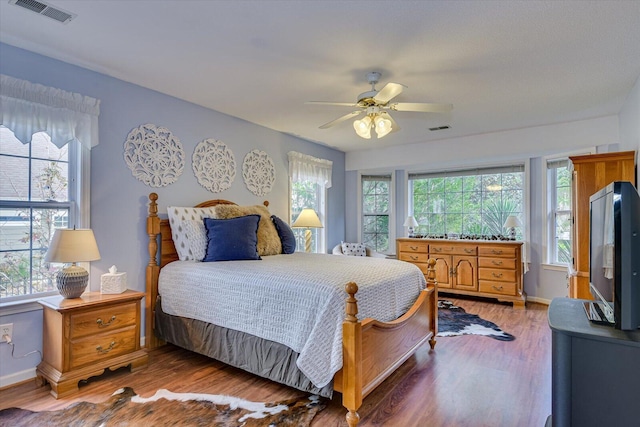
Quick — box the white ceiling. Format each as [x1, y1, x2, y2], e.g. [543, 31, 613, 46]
[1, 0, 640, 153]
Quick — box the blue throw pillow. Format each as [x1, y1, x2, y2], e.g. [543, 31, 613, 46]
[271, 215, 296, 254]
[203, 215, 261, 261]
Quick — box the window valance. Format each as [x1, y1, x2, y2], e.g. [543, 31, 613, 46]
[0, 74, 101, 150]
[288, 151, 333, 188]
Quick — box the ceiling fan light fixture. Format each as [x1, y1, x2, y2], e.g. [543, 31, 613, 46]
[353, 116, 372, 139]
[373, 115, 392, 138]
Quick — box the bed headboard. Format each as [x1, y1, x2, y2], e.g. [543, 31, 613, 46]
[145, 192, 269, 348]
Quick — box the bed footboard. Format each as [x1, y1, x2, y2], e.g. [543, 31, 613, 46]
[337, 259, 438, 427]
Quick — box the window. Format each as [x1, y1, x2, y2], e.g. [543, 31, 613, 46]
[546, 158, 572, 265]
[290, 181, 325, 253]
[361, 174, 392, 253]
[409, 165, 525, 239]
[0, 74, 99, 302]
[288, 151, 332, 254]
[0, 128, 73, 299]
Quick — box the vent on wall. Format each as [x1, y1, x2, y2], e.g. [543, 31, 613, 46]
[9, 0, 76, 24]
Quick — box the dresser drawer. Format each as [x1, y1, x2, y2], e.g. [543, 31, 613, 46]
[399, 252, 430, 263]
[478, 268, 516, 282]
[69, 326, 137, 369]
[478, 257, 517, 270]
[479, 280, 517, 296]
[429, 244, 477, 256]
[398, 241, 428, 253]
[70, 302, 137, 339]
[478, 246, 517, 258]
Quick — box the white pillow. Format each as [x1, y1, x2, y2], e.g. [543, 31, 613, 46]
[341, 241, 367, 257]
[183, 219, 208, 261]
[167, 206, 217, 261]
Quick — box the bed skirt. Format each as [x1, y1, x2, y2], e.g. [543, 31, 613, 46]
[154, 296, 334, 398]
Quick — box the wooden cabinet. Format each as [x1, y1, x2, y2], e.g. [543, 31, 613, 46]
[397, 238, 525, 308]
[568, 151, 636, 299]
[36, 290, 148, 398]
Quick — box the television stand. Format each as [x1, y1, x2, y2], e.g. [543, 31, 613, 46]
[547, 298, 640, 427]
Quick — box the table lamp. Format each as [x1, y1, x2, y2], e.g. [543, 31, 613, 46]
[292, 208, 323, 253]
[44, 228, 101, 298]
[503, 215, 522, 240]
[404, 216, 419, 237]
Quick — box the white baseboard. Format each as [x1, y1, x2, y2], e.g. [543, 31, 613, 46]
[0, 367, 36, 389]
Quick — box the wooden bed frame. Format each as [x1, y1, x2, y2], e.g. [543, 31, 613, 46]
[145, 193, 438, 427]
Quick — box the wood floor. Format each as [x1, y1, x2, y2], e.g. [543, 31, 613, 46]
[0, 296, 551, 427]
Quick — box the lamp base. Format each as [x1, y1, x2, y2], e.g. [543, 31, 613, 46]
[57, 264, 89, 299]
[304, 229, 312, 253]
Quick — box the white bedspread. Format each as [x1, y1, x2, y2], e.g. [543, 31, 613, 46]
[158, 252, 426, 388]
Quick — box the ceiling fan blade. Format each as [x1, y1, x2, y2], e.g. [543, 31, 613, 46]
[319, 111, 363, 129]
[373, 83, 405, 104]
[382, 112, 400, 133]
[389, 102, 453, 113]
[306, 101, 357, 107]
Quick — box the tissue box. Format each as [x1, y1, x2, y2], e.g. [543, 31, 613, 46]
[101, 272, 127, 294]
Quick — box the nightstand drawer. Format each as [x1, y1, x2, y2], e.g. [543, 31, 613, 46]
[70, 326, 137, 369]
[478, 257, 517, 270]
[70, 302, 138, 339]
[478, 268, 516, 282]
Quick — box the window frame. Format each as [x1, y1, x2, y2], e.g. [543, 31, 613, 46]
[408, 163, 527, 239]
[359, 173, 395, 254]
[0, 128, 90, 305]
[289, 179, 327, 254]
[542, 149, 594, 269]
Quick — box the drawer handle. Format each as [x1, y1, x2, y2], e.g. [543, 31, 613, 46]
[492, 285, 504, 291]
[491, 260, 503, 266]
[410, 255, 419, 261]
[96, 341, 116, 354]
[491, 249, 503, 254]
[433, 248, 442, 253]
[409, 246, 419, 251]
[492, 272, 503, 278]
[96, 315, 117, 327]
[464, 248, 474, 253]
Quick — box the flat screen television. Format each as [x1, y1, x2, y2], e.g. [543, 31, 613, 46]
[585, 181, 640, 330]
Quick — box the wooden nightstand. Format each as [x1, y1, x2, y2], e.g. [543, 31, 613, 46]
[36, 290, 148, 398]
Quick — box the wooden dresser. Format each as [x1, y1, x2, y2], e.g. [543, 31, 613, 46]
[397, 238, 526, 308]
[36, 290, 148, 398]
[568, 151, 636, 299]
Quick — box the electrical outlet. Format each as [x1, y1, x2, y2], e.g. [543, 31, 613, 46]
[0, 323, 13, 343]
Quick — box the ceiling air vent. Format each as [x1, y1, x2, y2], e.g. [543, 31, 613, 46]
[9, 0, 76, 24]
[429, 125, 451, 131]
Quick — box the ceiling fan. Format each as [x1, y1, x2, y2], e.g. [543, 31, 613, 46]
[306, 71, 452, 139]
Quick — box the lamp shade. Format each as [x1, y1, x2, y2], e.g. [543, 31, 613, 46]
[403, 216, 419, 228]
[44, 228, 101, 263]
[353, 116, 372, 139]
[292, 209, 323, 229]
[503, 215, 522, 229]
[374, 115, 392, 138]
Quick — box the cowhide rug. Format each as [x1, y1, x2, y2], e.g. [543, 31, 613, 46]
[0, 387, 325, 426]
[437, 300, 515, 341]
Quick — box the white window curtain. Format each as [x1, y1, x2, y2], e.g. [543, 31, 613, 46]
[0, 74, 101, 149]
[288, 151, 333, 188]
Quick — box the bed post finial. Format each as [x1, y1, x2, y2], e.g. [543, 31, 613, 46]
[345, 282, 359, 322]
[426, 258, 436, 285]
[149, 192, 158, 216]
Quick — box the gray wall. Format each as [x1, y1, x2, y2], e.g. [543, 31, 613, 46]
[0, 43, 345, 386]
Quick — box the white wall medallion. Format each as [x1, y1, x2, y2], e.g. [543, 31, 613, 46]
[192, 138, 236, 193]
[242, 149, 275, 196]
[123, 123, 185, 187]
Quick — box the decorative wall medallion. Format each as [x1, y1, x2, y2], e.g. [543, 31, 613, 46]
[123, 123, 185, 187]
[242, 149, 275, 196]
[192, 138, 236, 193]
